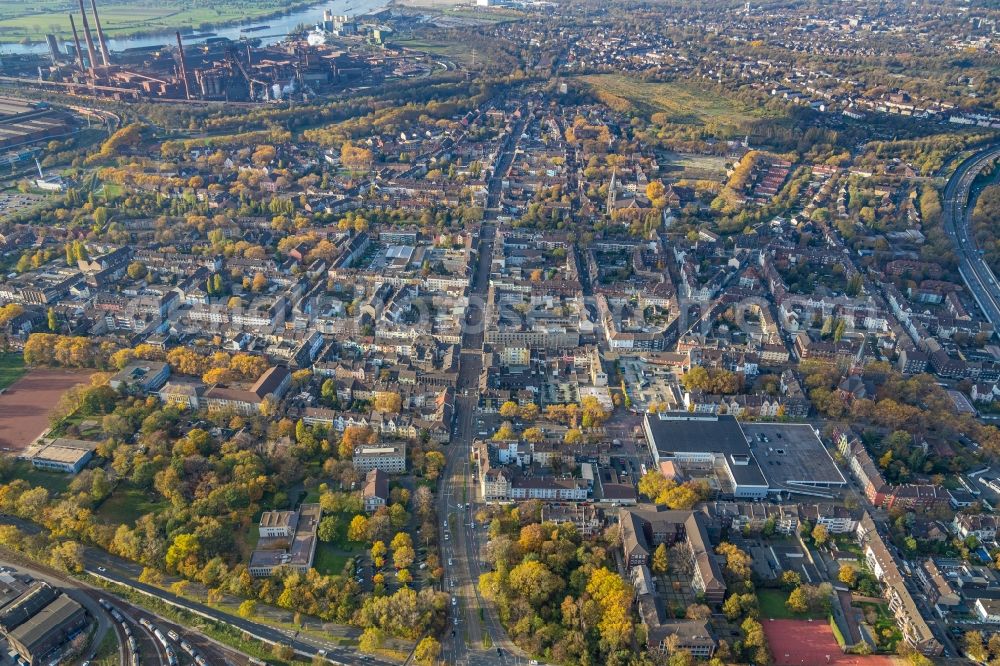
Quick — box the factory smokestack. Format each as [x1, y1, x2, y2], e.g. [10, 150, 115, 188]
[89, 0, 111, 67]
[77, 0, 98, 77]
[69, 15, 85, 72]
[175, 32, 191, 100]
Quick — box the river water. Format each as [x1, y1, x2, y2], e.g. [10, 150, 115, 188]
[0, 0, 388, 56]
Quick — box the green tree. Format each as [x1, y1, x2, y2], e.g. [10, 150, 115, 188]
[237, 599, 257, 618]
[317, 516, 339, 542]
[786, 586, 809, 614]
[359, 627, 384, 653]
[414, 636, 442, 666]
[126, 261, 148, 280]
[780, 570, 801, 589]
[652, 542, 669, 574]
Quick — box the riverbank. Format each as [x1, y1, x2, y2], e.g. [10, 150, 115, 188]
[0, 0, 318, 46]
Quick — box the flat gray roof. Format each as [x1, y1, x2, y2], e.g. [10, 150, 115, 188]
[645, 412, 767, 487]
[645, 412, 749, 455]
[742, 423, 846, 487]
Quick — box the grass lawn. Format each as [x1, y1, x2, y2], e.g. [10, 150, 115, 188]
[392, 33, 506, 66]
[49, 411, 102, 439]
[758, 588, 826, 620]
[854, 601, 902, 652]
[661, 151, 729, 179]
[314, 542, 357, 576]
[832, 535, 863, 556]
[12, 461, 71, 494]
[96, 486, 168, 524]
[441, 7, 522, 22]
[92, 625, 121, 666]
[577, 74, 784, 128]
[0, 353, 25, 391]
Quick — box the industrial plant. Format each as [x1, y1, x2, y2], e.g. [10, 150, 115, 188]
[0, 0, 387, 103]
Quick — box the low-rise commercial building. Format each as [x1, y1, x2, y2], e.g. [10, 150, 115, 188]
[0, 581, 88, 666]
[249, 503, 321, 577]
[18, 438, 97, 474]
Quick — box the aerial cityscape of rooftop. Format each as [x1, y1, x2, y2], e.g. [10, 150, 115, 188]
[0, 0, 995, 664]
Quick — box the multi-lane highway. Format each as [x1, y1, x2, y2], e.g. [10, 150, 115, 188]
[0, 516, 396, 666]
[0, 550, 243, 666]
[942, 144, 1000, 334]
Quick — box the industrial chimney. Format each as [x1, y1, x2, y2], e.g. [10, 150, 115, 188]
[90, 0, 111, 67]
[77, 0, 98, 77]
[69, 15, 85, 72]
[175, 32, 191, 100]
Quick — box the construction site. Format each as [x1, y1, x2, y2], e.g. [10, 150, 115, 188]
[0, 0, 380, 103]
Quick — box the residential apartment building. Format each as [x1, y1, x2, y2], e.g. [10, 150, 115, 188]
[619, 506, 726, 604]
[857, 513, 942, 657]
[352, 443, 407, 474]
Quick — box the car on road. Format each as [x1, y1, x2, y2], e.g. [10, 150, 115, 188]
[448, 558, 453, 566]
[97, 567, 106, 572]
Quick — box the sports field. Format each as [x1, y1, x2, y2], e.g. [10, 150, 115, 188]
[764, 618, 897, 666]
[0, 367, 90, 451]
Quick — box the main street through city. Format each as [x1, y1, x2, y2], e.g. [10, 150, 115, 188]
[942, 144, 1000, 334]
[438, 110, 533, 666]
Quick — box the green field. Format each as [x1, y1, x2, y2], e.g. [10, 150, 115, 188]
[660, 151, 729, 179]
[393, 37, 477, 63]
[0, 353, 25, 391]
[578, 74, 781, 127]
[91, 625, 121, 666]
[0, 1, 311, 43]
[11, 461, 71, 494]
[313, 541, 356, 576]
[96, 485, 168, 524]
[853, 601, 902, 652]
[758, 588, 826, 620]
